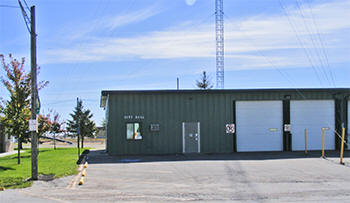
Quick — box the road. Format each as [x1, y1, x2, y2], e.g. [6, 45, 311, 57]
[1, 150, 350, 202]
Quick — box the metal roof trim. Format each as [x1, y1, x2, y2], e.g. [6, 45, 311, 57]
[101, 88, 350, 96]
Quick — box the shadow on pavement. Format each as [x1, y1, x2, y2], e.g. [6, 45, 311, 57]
[86, 150, 350, 164]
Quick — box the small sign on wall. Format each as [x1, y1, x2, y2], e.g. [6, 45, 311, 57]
[284, 124, 291, 132]
[29, 119, 38, 132]
[150, 124, 160, 132]
[226, 124, 235, 134]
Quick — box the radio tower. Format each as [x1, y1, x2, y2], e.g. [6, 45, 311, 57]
[215, 0, 224, 89]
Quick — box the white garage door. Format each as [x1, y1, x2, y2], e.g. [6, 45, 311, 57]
[348, 100, 350, 150]
[291, 100, 334, 150]
[236, 101, 283, 152]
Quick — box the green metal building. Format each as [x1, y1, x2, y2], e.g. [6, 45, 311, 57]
[100, 88, 350, 155]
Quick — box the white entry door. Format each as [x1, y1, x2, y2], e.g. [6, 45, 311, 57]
[291, 100, 335, 150]
[182, 122, 200, 153]
[236, 101, 283, 152]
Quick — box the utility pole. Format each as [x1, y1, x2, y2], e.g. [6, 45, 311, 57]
[18, 0, 38, 180]
[30, 5, 38, 180]
[177, 77, 179, 90]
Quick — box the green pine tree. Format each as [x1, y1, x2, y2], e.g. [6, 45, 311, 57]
[67, 99, 96, 148]
[196, 71, 213, 89]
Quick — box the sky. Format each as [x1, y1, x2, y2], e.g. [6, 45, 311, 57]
[0, 0, 349, 126]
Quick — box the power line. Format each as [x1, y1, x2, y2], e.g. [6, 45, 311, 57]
[279, 0, 324, 87]
[22, 0, 30, 12]
[0, 5, 19, 8]
[304, 0, 336, 87]
[294, 0, 333, 87]
[223, 13, 306, 99]
[18, 0, 31, 33]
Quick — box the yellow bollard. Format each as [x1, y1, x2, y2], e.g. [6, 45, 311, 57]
[304, 128, 307, 154]
[84, 162, 88, 168]
[79, 177, 85, 185]
[82, 169, 86, 177]
[340, 128, 345, 165]
[322, 128, 325, 158]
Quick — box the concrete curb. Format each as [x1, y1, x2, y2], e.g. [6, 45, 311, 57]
[0, 150, 25, 158]
[67, 150, 90, 189]
[79, 162, 88, 185]
[76, 151, 89, 186]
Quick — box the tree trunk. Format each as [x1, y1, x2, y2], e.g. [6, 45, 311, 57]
[77, 134, 80, 156]
[17, 138, 21, 164]
[81, 135, 84, 149]
[18, 139, 23, 149]
[53, 133, 56, 150]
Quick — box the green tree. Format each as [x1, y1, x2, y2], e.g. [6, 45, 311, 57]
[1, 54, 31, 164]
[0, 102, 4, 151]
[67, 99, 96, 149]
[38, 110, 63, 149]
[101, 119, 106, 128]
[51, 112, 63, 150]
[0, 54, 48, 164]
[196, 71, 213, 89]
[38, 113, 51, 139]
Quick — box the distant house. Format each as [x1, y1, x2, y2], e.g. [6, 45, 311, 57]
[0, 125, 14, 153]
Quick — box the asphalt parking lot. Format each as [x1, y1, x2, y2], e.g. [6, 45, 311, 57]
[1, 150, 350, 202]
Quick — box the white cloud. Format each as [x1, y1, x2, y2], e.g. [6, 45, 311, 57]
[41, 0, 350, 72]
[185, 0, 197, 6]
[61, 6, 163, 41]
[105, 7, 162, 31]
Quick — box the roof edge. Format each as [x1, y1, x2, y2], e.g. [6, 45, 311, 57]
[101, 88, 350, 96]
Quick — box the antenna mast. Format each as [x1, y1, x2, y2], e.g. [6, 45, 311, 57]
[215, 0, 224, 89]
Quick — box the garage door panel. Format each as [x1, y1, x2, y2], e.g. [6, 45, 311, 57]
[291, 100, 334, 150]
[236, 101, 283, 152]
[347, 101, 350, 150]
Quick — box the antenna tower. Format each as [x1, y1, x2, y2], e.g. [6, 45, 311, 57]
[215, 0, 224, 89]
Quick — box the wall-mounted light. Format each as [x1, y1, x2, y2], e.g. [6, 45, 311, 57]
[284, 95, 291, 100]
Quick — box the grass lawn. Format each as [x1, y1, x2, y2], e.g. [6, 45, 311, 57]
[0, 148, 83, 189]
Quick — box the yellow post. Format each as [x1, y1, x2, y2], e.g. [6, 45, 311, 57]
[304, 128, 307, 154]
[322, 128, 325, 158]
[340, 128, 345, 164]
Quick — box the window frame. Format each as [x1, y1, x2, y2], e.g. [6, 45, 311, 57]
[126, 122, 143, 141]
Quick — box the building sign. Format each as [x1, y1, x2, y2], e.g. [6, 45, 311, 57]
[150, 124, 160, 132]
[226, 124, 235, 134]
[284, 124, 291, 132]
[124, 115, 145, 120]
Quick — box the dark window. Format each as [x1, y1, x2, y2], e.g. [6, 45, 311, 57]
[126, 123, 142, 140]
